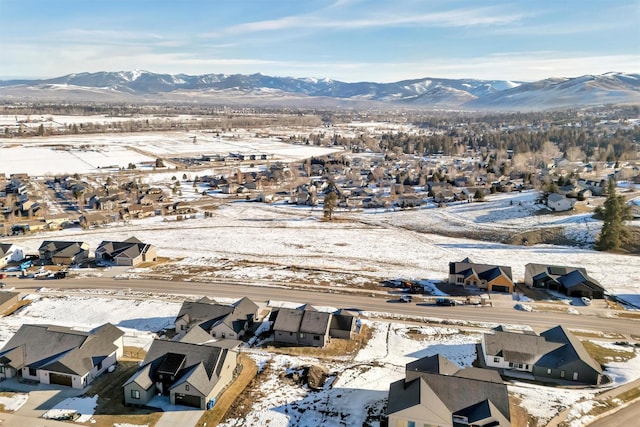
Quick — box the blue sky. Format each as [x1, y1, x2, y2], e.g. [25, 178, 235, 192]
[1, 0, 638, 82]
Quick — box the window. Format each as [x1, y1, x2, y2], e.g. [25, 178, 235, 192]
[456, 277, 463, 283]
[573, 372, 579, 381]
[97, 361, 103, 370]
[28, 368, 37, 377]
[131, 390, 140, 399]
[221, 332, 226, 338]
[547, 368, 552, 374]
[300, 333, 305, 339]
[508, 362, 514, 368]
[493, 357, 500, 363]
[314, 335, 320, 341]
[185, 385, 190, 391]
[0, 366, 4, 374]
[560, 370, 565, 378]
[408, 421, 416, 427]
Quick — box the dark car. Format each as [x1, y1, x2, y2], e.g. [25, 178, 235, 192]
[435, 298, 456, 306]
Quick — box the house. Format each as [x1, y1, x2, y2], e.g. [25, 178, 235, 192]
[388, 354, 511, 427]
[0, 243, 24, 268]
[38, 240, 90, 265]
[524, 263, 605, 299]
[478, 325, 603, 385]
[79, 212, 116, 228]
[0, 323, 124, 388]
[546, 193, 575, 212]
[123, 339, 240, 409]
[174, 297, 259, 341]
[0, 291, 20, 314]
[272, 306, 332, 347]
[448, 257, 514, 293]
[95, 237, 158, 267]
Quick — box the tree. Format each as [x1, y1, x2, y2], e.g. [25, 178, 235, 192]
[595, 179, 631, 251]
[474, 189, 485, 201]
[155, 158, 165, 168]
[323, 192, 338, 220]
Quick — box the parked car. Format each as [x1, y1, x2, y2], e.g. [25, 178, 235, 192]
[399, 295, 413, 303]
[0, 282, 5, 288]
[435, 298, 456, 306]
[581, 297, 592, 306]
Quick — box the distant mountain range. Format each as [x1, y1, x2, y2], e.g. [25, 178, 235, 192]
[1, 70, 639, 111]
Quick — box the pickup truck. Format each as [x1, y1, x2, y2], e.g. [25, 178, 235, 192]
[435, 298, 456, 306]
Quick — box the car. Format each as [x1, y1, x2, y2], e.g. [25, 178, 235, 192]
[581, 297, 592, 306]
[435, 298, 456, 306]
[0, 282, 5, 288]
[399, 295, 413, 303]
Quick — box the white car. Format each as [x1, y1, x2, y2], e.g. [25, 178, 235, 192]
[581, 297, 592, 306]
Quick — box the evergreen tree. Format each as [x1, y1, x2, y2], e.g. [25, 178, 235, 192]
[323, 192, 338, 220]
[595, 179, 631, 251]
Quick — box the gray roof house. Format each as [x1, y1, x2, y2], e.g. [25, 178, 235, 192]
[388, 354, 511, 427]
[478, 325, 603, 385]
[123, 339, 240, 409]
[38, 240, 90, 265]
[0, 323, 124, 389]
[95, 236, 157, 267]
[174, 297, 259, 341]
[272, 306, 333, 348]
[524, 263, 605, 299]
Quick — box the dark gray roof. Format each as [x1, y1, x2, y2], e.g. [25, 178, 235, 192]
[406, 354, 460, 376]
[176, 300, 234, 326]
[450, 259, 513, 280]
[0, 323, 123, 376]
[484, 330, 562, 364]
[95, 237, 154, 260]
[38, 241, 88, 258]
[273, 308, 304, 333]
[135, 339, 239, 396]
[299, 310, 331, 335]
[0, 243, 14, 257]
[539, 325, 602, 373]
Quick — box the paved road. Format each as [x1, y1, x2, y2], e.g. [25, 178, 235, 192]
[588, 400, 640, 426]
[5, 276, 639, 336]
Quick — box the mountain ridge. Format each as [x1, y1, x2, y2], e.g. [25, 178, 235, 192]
[1, 70, 638, 111]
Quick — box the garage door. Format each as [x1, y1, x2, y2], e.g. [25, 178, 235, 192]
[175, 393, 201, 408]
[492, 285, 510, 293]
[49, 372, 73, 386]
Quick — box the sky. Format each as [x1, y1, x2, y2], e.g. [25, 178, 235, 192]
[1, 0, 638, 82]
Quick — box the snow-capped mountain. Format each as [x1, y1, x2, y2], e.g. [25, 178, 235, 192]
[0, 71, 638, 110]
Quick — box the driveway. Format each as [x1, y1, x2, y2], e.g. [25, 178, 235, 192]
[0, 377, 85, 419]
[155, 409, 204, 427]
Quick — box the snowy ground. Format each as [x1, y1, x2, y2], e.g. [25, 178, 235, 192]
[0, 129, 340, 175]
[0, 292, 638, 426]
[9, 189, 640, 305]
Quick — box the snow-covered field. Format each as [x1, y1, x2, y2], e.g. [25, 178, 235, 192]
[9, 188, 640, 305]
[0, 130, 340, 175]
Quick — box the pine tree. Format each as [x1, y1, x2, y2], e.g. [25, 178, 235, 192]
[323, 192, 338, 220]
[595, 179, 631, 251]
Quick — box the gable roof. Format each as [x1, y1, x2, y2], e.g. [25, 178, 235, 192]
[406, 354, 460, 376]
[273, 307, 304, 333]
[95, 237, 154, 260]
[450, 258, 513, 280]
[136, 339, 239, 396]
[299, 310, 332, 335]
[0, 323, 123, 376]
